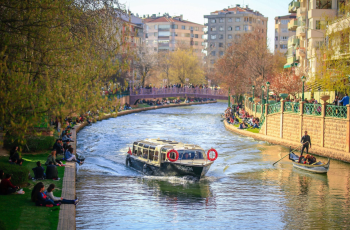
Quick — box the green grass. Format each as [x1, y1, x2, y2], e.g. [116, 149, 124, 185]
[229, 119, 260, 134]
[0, 153, 65, 230]
[135, 104, 151, 108]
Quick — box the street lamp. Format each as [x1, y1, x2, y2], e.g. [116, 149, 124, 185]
[301, 76, 306, 101]
[228, 87, 231, 108]
[261, 85, 265, 113]
[266, 82, 270, 103]
[252, 85, 255, 100]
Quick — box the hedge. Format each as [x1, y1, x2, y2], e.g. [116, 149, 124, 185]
[0, 162, 29, 185]
[4, 135, 55, 152]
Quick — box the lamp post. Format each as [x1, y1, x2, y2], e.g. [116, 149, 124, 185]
[252, 85, 255, 100]
[228, 87, 231, 108]
[261, 85, 265, 113]
[266, 82, 270, 103]
[301, 76, 306, 101]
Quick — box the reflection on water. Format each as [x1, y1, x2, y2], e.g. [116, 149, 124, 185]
[76, 103, 350, 229]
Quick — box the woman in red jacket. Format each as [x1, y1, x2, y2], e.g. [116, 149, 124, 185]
[0, 174, 18, 195]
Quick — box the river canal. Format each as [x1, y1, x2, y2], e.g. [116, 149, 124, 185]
[76, 102, 350, 229]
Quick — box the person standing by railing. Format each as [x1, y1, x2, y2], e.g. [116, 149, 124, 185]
[339, 94, 349, 106]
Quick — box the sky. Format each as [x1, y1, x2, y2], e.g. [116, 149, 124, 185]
[125, 0, 292, 51]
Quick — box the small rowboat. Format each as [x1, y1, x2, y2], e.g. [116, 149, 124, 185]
[289, 152, 330, 174]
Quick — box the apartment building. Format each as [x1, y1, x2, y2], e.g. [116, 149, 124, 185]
[143, 14, 206, 55]
[286, 0, 341, 76]
[204, 4, 268, 68]
[274, 14, 296, 55]
[121, 13, 144, 48]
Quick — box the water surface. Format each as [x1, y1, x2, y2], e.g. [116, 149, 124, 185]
[76, 102, 350, 229]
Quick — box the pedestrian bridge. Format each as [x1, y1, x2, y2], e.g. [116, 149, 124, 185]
[129, 88, 228, 104]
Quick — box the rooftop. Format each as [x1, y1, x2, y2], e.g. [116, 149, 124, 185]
[143, 15, 204, 26]
[206, 4, 266, 17]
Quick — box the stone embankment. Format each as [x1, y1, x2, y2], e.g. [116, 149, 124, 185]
[223, 120, 350, 163]
[57, 101, 216, 230]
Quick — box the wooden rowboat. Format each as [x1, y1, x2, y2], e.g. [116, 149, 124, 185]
[289, 152, 330, 174]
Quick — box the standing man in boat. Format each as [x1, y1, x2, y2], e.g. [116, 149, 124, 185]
[300, 131, 311, 156]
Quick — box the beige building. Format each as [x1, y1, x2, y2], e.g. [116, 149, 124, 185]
[204, 4, 268, 68]
[274, 14, 296, 55]
[287, 0, 342, 76]
[143, 14, 205, 55]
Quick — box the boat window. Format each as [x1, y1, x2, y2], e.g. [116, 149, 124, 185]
[154, 151, 159, 161]
[137, 147, 142, 157]
[178, 150, 205, 160]
[133, 145, 138, 156]
[138, 143, 144, 147]
[162, 153, 166, 161]
[143, 148, 149, 159]
[150, 146, 156, 150]
[149, 150, 154, 160]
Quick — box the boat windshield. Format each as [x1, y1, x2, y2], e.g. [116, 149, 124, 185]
[178, 150, 205, 160]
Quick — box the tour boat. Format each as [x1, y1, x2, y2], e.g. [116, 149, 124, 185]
[125, 138, 218, 179]
[289, 152, 330, 174]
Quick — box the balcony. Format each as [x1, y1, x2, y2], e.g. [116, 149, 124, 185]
[308, 29, 324, 39]
[288, 35, 299, 47]
[308, 9, 336, 19]
[288, 1, 300, 13]
[296, 26, 306, 37]
[297, 7, 306, 16]
[296, 47, 306, 57]
[288, 19, 298, 31]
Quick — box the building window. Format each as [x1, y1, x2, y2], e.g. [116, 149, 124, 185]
[219, 43, 223, 47]
[202, 42, 206, 46]
[211, 27, 216, 31]
[154, 47, 157, 51]
[235, 18, 241, 22]
[227, 43, 232, 47]
[154, 25, 158, 29]
[262, 21, 264, 25]
[154, 32, 158, 37]
[228, 18, 232, 22]
[195, 27, 199, 31]
[211, 35, 217, 39]
[185, 33, 190, 37]
[195, 34, 198, 38]
[228, 34, 232, 39]
[171, 32, 178, 37]
[210, 43, 215, 48]
[211, 51, 216, 56]
[244, 25, 250, 31]
[275, 45, 278, 49]
[219, 18, 224, 23]
[244, 17, 248, 22]
[228, 26, 232, 31]
[195, 41, 198, 45]
[281, 28, 288, 33]
[219, 34, 223, 39]
[316, 0, 332, 9]
[181, 25, 186, 29]
[280, 36, 288, 40]
[235, 34, 241, 39]
[211, 19, 216, 23]
[190, 26, 193, 30]
[281, 20, 289, 24]
[280, 44, 287, 49]
[316, 20, 326, 29]
[210, 60, 215, 64]
[202, 35, 205, 39]
[235, 26, 240, 31]
[262, 29, 264, 33]
[219, 26, 224, 31]
[172, 24, 178, 29]
[145, 33, 148, 38]
[219, 51, 224, 56]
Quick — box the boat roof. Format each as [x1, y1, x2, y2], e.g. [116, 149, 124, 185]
[134, 138, 204, 151]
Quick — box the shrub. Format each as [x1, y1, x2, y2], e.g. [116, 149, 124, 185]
[0, 162, 29, 185]
[4, 135, 55, 153]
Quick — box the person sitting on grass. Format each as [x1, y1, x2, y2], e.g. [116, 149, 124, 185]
[46, 162, 58, 180]
[32, 161, 46, 179]
[0, 174, 19, 195]
[65, 147, 83, 165]
[252, 120, 259, 129]
[46, 184, 79, 205]
[9, 146, 21, 164]
[238, 122, 247, 130]
[45, 150, 62, 166]
[32, 183, 59, 207]
[53, 139, 64, 155]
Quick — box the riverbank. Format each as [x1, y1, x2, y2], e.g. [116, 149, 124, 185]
[223, 119, 350, 163]
[57, 101, 216, 230]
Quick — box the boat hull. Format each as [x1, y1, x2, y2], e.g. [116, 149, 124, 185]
[127, 156, 212, 179]
[289, 152, 330, 174]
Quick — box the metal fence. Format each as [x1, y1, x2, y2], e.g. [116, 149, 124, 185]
[284, 102, 300, 113]
[256, 105, 262, 113]
[268, 103, 281, 114]
[325, 105, 347, 118]
[303, 103, 321, 116]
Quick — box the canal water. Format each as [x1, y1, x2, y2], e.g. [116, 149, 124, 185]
[76, 102, 350, 229]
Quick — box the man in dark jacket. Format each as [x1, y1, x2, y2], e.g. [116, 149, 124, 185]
[46, 162, 58, 179]
[32, 161, 45, 179]
[0, 174, 18, 195]
[300, 131, 311, 156]
[53, 139, 64, 155]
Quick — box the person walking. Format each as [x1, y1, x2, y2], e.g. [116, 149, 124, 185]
[300, 131, 311, 156]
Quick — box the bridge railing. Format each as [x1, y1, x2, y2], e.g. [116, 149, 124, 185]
[130, 87, 227, 97]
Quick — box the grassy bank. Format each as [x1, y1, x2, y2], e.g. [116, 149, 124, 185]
[0, 153, 65, 230]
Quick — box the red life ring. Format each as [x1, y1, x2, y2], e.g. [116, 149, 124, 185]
[207, 148, 218, 161]
[167, 149, 179, 162]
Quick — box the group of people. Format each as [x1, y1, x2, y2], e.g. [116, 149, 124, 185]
[224, 106, 260, 129]
[31, 182, 78, 207]
[8, 146, 23, 165]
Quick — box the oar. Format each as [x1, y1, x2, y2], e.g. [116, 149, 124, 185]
[272, 142, 309, 166]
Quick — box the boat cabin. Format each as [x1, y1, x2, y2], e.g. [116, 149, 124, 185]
[131, 139, 208, 165]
